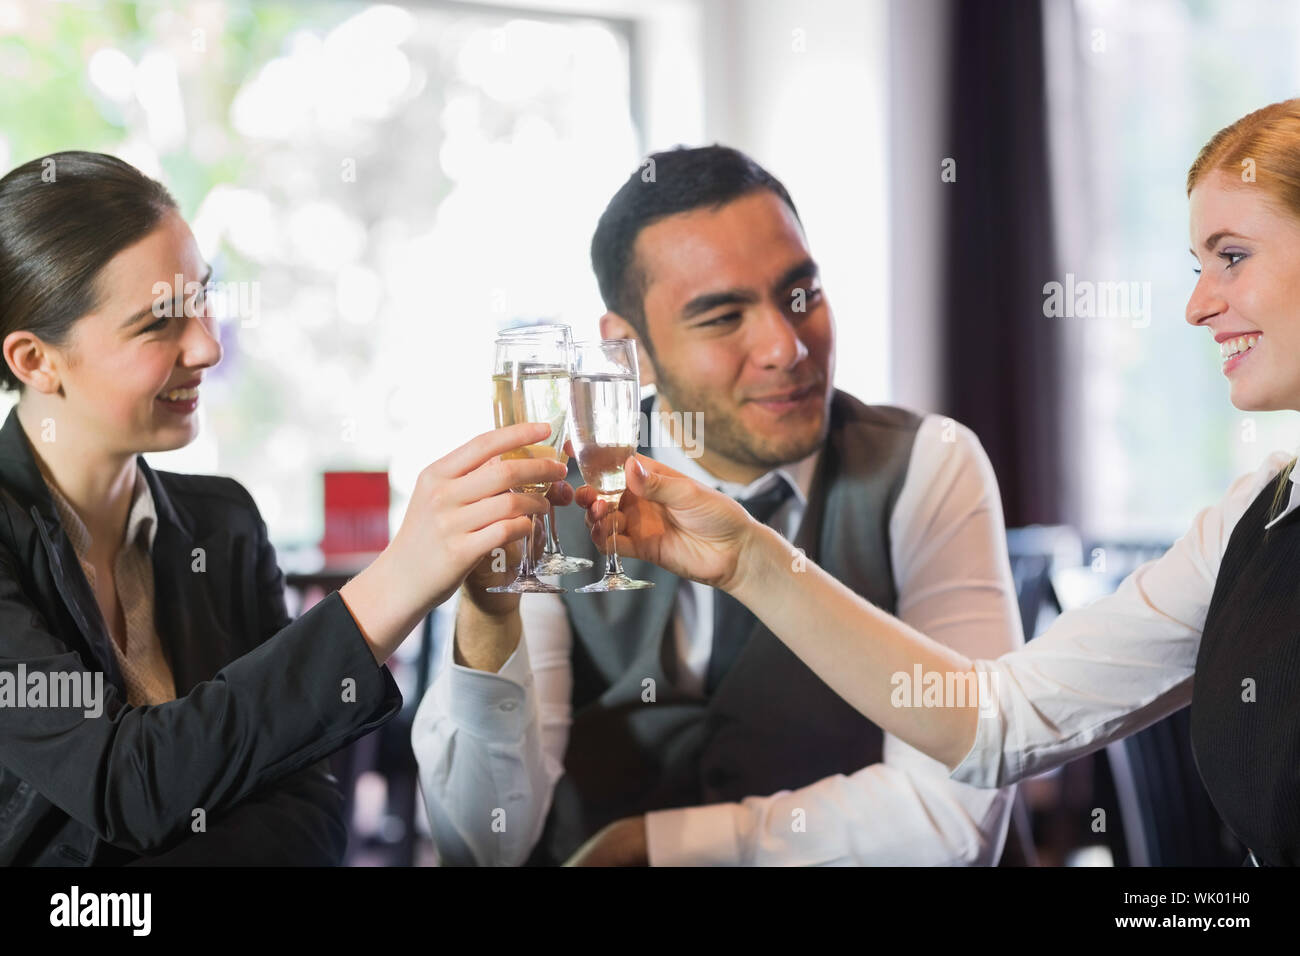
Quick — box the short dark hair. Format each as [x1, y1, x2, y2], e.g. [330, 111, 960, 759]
[0, 151, 178, 392]
[590, 145, 800, 347]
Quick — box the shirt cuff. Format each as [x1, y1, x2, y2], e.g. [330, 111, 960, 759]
[445, 630, 533, 741]
[948, 659, 1010, 788]
[645, 803, 742, 866]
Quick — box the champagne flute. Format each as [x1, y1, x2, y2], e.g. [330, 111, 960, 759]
[498, 325, 593, 576]
[569, 339, 654, 592]
[486, 336, 571, 594]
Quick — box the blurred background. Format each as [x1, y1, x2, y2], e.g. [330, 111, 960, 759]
[2, 0, 1297, 865]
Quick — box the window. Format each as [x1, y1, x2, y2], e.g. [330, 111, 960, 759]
[0, 0, 639, 551]
[1070, 0, 1300, 539]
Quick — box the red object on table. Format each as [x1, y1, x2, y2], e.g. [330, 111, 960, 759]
[321, 471, 390, 558]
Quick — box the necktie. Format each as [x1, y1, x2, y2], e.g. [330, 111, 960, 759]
[706, 477, 795, 694]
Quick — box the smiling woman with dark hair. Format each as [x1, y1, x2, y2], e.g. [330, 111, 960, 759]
[0, 151, 566, 865]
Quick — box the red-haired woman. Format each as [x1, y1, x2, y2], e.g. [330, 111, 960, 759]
[576, 100, 1300, 867]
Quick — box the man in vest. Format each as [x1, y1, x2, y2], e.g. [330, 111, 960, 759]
[412, 145, 1024, 866]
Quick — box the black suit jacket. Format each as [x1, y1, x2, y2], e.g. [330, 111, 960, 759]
[0, 406, 402, 865]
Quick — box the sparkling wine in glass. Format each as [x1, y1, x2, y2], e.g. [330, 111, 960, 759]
[486, 338, 571, 594]
[497, 324, 592, 576]
[569, 339, 654, 592]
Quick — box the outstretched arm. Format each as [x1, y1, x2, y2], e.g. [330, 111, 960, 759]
[578, 448, 1289, 783]
[579, 457, 981, 769]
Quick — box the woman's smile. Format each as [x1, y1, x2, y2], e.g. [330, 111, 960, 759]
[156, 377, 201, 415]
[1219, 331, 1261, 377]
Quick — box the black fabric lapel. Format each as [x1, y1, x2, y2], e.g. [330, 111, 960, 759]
[137, 457, 234, 696]
[0, 406, 126, 693]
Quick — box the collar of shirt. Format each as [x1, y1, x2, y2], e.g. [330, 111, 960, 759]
[647, 392, 820, 505]
[38, 459, 159, 558]
[1264, 460, 1300, 530]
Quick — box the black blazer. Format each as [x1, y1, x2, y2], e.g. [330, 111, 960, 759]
[0, 406, 402, 865]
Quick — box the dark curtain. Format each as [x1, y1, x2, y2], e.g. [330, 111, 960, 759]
[940, 0, 1064, 527]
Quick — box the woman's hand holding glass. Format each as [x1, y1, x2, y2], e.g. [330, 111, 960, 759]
[462, 479, 573, 615]
[340, 421, 568, 665]
[573, 451, 764, 594]
[576, 447, 981, 769]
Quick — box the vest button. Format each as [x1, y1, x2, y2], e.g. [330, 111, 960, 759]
[499, 700, 517, 712]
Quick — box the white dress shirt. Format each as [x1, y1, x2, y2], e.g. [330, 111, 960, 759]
[951, 448, 1298, 790]
[413, 403, 1025, 865]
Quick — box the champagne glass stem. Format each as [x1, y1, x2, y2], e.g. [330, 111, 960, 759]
[543, 499, 561, 556]
[519, 506, 542, 579]
[603, 495, 625, 578]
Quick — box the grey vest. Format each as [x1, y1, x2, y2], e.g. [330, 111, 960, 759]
[529, 390, 923, 864]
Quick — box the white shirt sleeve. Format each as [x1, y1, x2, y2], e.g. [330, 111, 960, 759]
[950, 448, 1296, 790]
[645, 415, 1023, 865]
[411, 591, 572, 865]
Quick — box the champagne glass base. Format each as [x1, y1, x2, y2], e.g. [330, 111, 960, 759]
[488, 577, 566, 594]
[575, 573, 654, 593]
[534, 554, 594, 575]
